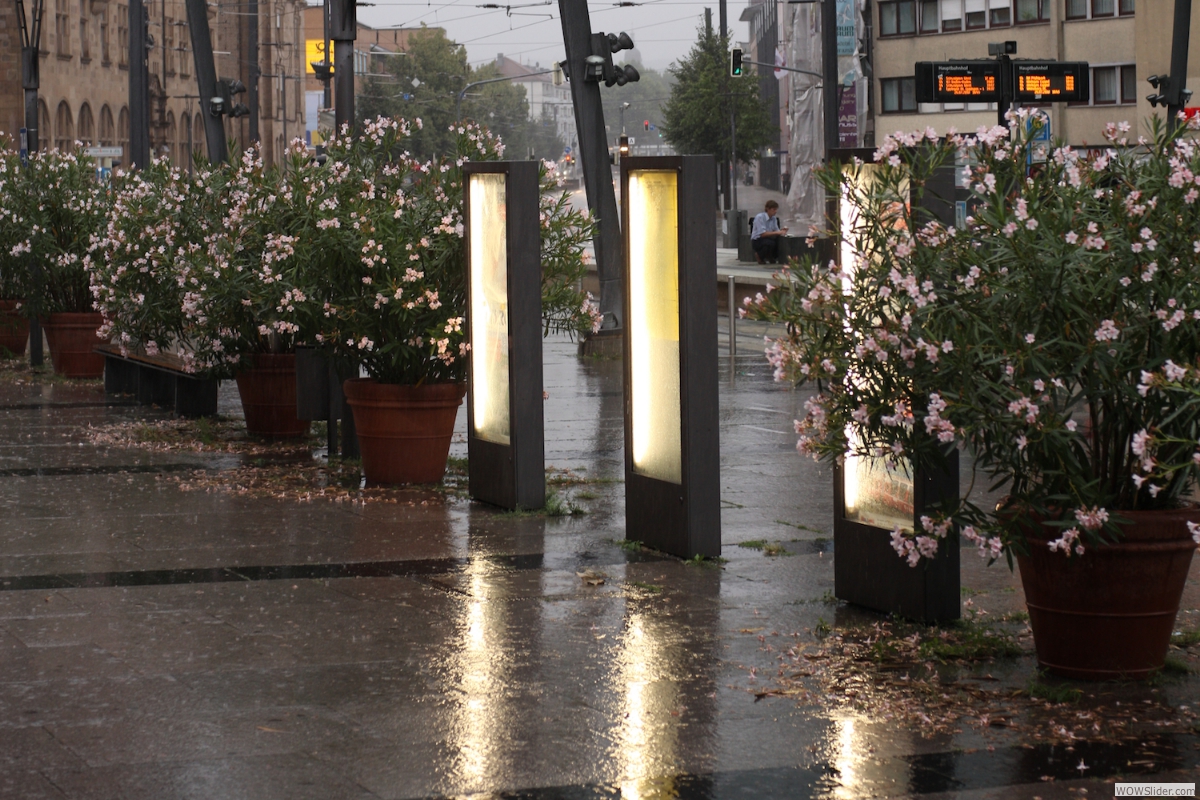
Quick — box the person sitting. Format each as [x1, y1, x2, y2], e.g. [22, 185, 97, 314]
[751, 200, 788, 264]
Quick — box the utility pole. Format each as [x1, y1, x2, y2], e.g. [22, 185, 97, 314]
[16, 0, 45, 367]
[185, 0, 228, 163]
[558, 0, 624, 336]
[329, 0, 356, 135]
[129, 0, 152, 168]
[821, 0, 837, 160]
[248, 0, 260, 144]
[1167, 0, 1193, 131]
[720, 0, 730, 211]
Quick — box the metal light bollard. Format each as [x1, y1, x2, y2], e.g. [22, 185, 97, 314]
[621, 155, 720, 558]
[464, 161, 545, 510]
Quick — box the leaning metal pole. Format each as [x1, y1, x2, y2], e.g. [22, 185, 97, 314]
[185, 0, 228, 163]
[128, 0, 152, 169]
[1167, 0, 1193, 132]
[558, 0, 624, 334]
[16, 0, 45, 366]
[329, 0, 355, 135]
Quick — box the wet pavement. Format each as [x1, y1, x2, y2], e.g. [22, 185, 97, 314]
[1, 329, 1198, 800]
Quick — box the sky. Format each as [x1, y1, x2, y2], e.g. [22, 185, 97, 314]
[336, 0, 756, 72]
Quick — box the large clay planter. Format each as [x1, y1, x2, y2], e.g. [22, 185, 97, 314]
[41, 312, 105, 378]
[0, 300, 29, 357]
[343, 378, 465, 485]
[1016, 507, 1199, 680]
[234, 353, 310, 438]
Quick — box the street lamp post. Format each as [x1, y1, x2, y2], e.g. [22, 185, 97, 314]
[455, 69, 557, 122]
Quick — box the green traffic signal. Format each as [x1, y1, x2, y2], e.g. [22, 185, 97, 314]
[730, 48, 743, 77]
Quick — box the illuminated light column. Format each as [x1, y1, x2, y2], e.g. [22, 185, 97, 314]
[621, 155, 720, 558]
[464, 161, 545, 510]
[829, 150, 960, 624]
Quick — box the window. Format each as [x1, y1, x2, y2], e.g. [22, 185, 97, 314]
[1093, 66, 1118, 103]
[880, 0, 916, 35]
[99, 105, 115, 146]
[964, 0, 985, 28]
[78, 103, 94, 144]
[164, 16, 174, 75]
[1068, 0, 1130, 18]
[79, 0, 90, 60]
[117, 5, 128, 67]
[100, 10, 110, 63]
[1015, 0, 1049, 22]
[941, 0, 962, 29]
[1121, 64, 1137, 103]
[989, 0, 1011, 26]
[920, 0, 939, 31]
[118, 106, 129, 157]
[1071, 64, 1136, 106]
[55, 0, 71, 56]
[38, 100, 50, 152]
[881, 77, 917, 113]
[177, 20, 189, 76]
[55, 101, 74, 151]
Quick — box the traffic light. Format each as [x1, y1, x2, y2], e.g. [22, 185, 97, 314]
[586, 31, 640, 87]
[619, 134, 629, 158]
[311, 60, 332, 81]
[211, 78, 251, 118]
[1147, 74, 1168, 107]
[643, 120, 649, 131]
[731, 47, 743, 77]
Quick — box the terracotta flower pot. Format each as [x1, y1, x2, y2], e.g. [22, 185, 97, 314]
[1016, 507, 1199, 680]
[41, 312, 105, 378]
[234, 353, 310, 439]
[343, 378, 466, 485]
[0, 299, 30, 357]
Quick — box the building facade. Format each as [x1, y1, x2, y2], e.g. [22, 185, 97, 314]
[871, 0, 1200, 146]
[492, 54, 573, 146]
[1, 0, 307, 168]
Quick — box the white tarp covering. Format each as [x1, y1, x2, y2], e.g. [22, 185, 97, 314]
[785, 0, 868, 235]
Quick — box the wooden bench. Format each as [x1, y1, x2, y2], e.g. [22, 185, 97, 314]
[95, 344, 218, 418]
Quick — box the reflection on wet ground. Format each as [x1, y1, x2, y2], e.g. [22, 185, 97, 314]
[0, 332, 1197, 800]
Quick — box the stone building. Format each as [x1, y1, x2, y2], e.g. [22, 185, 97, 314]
[0, 0, 307, 168]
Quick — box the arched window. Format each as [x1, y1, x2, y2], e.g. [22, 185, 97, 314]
[164, 111, 176, 162]
[180, 111, 190, 164]
[118, 106, 130, 162]
[193, 112, 205, 158]
[78, 103, 95, 145]
[99, 105, 115, 146]
[55, 101, 74, 151]
[37, 100, 50, 152]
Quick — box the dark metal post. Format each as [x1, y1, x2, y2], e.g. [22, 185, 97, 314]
[620, 155, 721, 559]
[329, 0, 356, 136]
[821, 0, 837, 160]
[185, 0, 228, 163]
[997, 52, 1012, 127]
[129, 0, 152, 169]
[248, 0, 260, 144]
[558, 0, 624, 333]
[465, 161, 545, 510]
[16, 0, 46, 366]
[322, 0, 332, 109]
[1167, 0, 1193, 131]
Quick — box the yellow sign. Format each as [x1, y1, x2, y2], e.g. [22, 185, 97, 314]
[305, 39, 332, 74]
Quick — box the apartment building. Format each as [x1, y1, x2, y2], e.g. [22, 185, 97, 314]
[872, 0, 1200, 146]
[0, 0, 307, 167]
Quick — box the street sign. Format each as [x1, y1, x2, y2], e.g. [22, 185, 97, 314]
[1013, 62, 1089, 103]
[916, 61, 1002, 103]
[1026, 109, 1051, 165]
[563, 145, 572, 154]
[84, 146, 123, 158]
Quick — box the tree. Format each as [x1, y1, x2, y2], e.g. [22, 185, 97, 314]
[661, 25, 774, 165]
[357, 26, 561, 162]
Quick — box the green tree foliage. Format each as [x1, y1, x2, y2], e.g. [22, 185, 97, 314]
[661, 26, 774, 164]
[599, 60, 675, 150]
[356, 26, 564, 161]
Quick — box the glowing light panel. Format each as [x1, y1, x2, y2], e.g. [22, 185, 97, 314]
[627, 170, 682, 485]
[469, 173, 510, 445]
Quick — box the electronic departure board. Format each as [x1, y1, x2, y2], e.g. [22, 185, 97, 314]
[916, 62, 1002, 103]
[1013, 62, 1090, 103]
